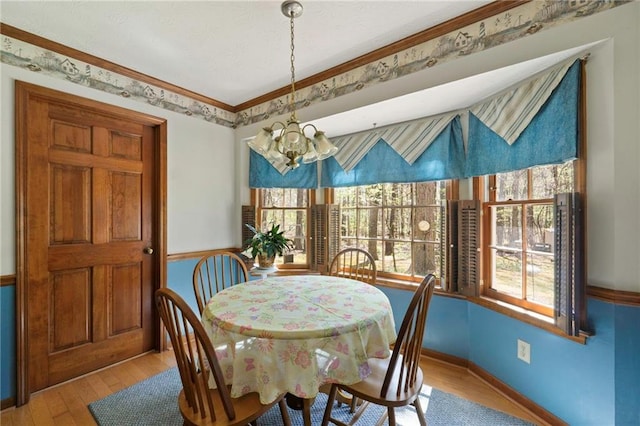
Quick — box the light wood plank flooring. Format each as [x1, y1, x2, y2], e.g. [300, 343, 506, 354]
[1, 351, 544, 425]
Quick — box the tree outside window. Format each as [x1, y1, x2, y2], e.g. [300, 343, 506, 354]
[335, 181, 447, 281]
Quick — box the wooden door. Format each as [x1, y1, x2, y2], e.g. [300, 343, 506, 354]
[15, 82, 166, 399]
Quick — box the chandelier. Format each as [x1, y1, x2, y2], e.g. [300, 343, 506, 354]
[248, 0, 338, 169]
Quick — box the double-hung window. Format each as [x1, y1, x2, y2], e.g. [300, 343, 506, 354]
[255, 188, 313, 268]
[483, 161, 576, 317]
[335, 181, 449, 283]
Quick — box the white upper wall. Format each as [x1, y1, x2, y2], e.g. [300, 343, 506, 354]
[236, 2, 639, 292]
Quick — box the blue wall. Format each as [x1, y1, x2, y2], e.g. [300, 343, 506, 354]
[378, 288, 626, 425]
[379, 287, 469, 360]
[167, 258, 201, 315]
[615, 304, 640, 425]
[468, 300, 616, 425]
[1, 259, 638, 426]
[1, 285, 15, 402]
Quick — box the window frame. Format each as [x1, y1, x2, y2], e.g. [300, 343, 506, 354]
[477, 157, 586, 320]
[252, 188, 316, 270]
[482, 176, 559, 317]
[328, 181, 457, 286]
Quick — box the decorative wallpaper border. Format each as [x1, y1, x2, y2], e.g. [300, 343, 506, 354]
[236, 0, 625, 128]
[0, 1, 626, 130]
[0, 35, 237, 128]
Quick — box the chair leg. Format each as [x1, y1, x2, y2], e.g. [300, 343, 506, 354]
[387, 407, 396, 426]
[302, 398, 312, 426]
[321, 385, 339, 426]
[278, 398, 292, 426]
[413, 397, 427, 426]
[349, 396, 359, 413]
[373, 407, 388, 426]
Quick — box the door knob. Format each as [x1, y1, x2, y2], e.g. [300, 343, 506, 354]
[143, 247, 154, 255]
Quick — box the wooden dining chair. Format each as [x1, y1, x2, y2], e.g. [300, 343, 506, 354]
[328, 247, 378, 412]
[321, 274, 436, 426]
[328, 248, 377, 285]
[192, 251, 249, 314]
[156, 287, 291, 426]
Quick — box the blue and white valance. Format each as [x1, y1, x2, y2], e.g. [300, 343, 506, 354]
[250, 55, 583, 188]
[470, 60, 575, 145]
[330, 112, 458, 172]
[465, 60, 580, 177]
[321, 116, 464, 187]
[249, 149, 317, 188]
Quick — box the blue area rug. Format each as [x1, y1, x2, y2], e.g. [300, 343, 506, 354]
[88, 367, 534, 425]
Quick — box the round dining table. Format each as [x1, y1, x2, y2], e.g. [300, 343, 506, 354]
[201, 274, 396, 425]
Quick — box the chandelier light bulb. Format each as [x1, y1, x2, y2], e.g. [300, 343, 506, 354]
[248, 0, 337, 169]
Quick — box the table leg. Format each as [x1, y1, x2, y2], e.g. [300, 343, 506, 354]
[285, 393, 314, 426]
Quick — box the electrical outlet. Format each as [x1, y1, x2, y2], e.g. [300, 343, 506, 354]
[517, 339, 531, 364]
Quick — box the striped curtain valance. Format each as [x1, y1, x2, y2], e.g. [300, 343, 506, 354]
[330, 112, 458, 173]
[464, 60, 580, 177]
[249, 149, 318, 188]
[249, 55, 583, 188]
[321, 116, 464, 187]
[470, 60, 574, 145]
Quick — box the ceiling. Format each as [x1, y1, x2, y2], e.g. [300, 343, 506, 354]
[0, 0, 495, 106]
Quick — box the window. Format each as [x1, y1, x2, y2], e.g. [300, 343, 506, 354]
[334, 181, 449, 282]
[256, 188, 313, 267]
[483, 161, 575, 316]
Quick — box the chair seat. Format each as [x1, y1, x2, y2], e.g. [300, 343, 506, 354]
[341, 356, 424, 408]
[179, 387, 288, 426]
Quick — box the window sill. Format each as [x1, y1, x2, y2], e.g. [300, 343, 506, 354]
[470, 296, 588, 344]
[373, 276, 588, 344]
[273, 268, 321, 276]
[375, 277, 467, 299]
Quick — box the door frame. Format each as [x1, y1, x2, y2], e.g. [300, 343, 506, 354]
[14, 81, 168, 406]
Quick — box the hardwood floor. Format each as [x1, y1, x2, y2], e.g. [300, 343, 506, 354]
[1, 351, 544, 425]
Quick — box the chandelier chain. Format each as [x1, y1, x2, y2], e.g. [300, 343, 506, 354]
[289, 11, 296, 118]
[247, 1, 337, 169]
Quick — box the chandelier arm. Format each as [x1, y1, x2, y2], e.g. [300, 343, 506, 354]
[301, 123, 318, 135]
[271, 120, 287, 155]
[270, 121, 287, 132]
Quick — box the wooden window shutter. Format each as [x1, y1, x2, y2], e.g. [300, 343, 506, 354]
[241, 205, 256, 250]
[456, 200, 480, 297]
[444, 202, 458, 292]
[554, 192, 586, 336]
[310, 204, 340, 273]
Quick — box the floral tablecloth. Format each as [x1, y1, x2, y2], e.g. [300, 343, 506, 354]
[201, 275, 396, 404]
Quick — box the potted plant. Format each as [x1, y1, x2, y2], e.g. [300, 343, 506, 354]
[244, 223, 293, 268]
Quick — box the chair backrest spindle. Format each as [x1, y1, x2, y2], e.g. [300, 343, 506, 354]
[329, 248, 377, 285]
[193, 251, 248, 314]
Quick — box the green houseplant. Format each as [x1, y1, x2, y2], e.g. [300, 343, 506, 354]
[244, 223, 293, 268]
